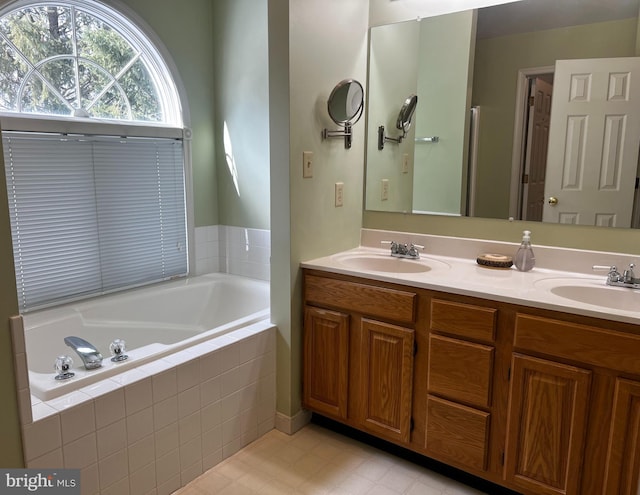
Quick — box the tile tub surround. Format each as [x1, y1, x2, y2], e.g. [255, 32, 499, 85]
[195, 225, 270, 280]
[11, 316, 276, 495]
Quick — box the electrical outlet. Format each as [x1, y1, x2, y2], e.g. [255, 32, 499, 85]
[335, 182, 344, 207]
[402, 153, 409, 174]
[303, 151, 313, 178]
[381, 179, 389, 201]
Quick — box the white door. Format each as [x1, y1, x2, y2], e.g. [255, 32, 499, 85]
[522, 77, 553, 222]
[543, 57, 640, 227]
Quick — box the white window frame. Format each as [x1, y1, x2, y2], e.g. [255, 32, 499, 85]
[0, 0, 195, 309]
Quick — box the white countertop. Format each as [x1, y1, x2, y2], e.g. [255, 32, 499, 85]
[301, 240, 640, 326]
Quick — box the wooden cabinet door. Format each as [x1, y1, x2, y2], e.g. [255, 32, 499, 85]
[603, 378, 640, 495]
[360, 318, 414, 443]
[303, 307, 349, 419]
[505, 354, 591, 495]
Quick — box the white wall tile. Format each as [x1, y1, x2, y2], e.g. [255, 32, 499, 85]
[13, 352, 29, 391]
[98, 450, 128, 489]
[31, 402, 58, 422]
[180, 436, 202, 470]
[178, 411, 201, 445]
[80, 463, 99, 495]
[130, 461, 156, 495]
[63, 433, 97, 469]
[177, 360, 200, 392]
[180, 459, 202, 487]
[61, 400, 95, 445]
[155, 449, 180, 486]
[200, 376, 221, 407]
[94, 389, 125, 429]
[156, 474, 180, 495]
[153, 396, 178, 431]
[152, 368, 177, 403]
[128, 434, 156, 473]
[23, 413, 61, 461]
[126, 407, 154, 445]
[199, 350, 222, 381]
[100, 475, 130, 495]
[202, 449, 223, 472]
[124, 377, 153, 415]
[27, 448, 63, 468]
[154, 422, 178, 459]
[201, 401, 222, 432]
[9, 315, 26, 355]
[96, 419, 126, 459]
[18, 388, 33, 426]
[201, 424, 222, 457]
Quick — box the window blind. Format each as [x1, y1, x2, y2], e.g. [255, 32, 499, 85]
[3, 132, 188, 311]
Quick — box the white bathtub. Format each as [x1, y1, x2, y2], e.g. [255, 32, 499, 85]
[24, 273, 270, 401]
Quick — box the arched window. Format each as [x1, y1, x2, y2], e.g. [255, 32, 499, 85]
[0, 0, 182, 124]
[0, 0, 188, 311]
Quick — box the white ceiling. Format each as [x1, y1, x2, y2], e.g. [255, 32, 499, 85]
[476, 0, 640, 39]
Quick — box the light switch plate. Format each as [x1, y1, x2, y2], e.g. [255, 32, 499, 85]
[402, 153, 409, 174]
[303, 151, 313, 178]
[335, 182, 344, 207]
[381, 179, 389, 201]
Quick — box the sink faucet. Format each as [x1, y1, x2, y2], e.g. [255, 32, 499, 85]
[593, 264, 640, 289]
[381, 240, 424, 259]
[64, 336, 103, 370]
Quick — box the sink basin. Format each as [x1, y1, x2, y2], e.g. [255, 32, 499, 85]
[332, 253, 449, 274]
[534, 277, 640, 312]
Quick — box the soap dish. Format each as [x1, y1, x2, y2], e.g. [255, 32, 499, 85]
[476, 253, 513, 269]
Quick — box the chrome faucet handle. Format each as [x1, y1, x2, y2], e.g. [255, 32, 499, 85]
[623, 263, 637, 283]
[407, 243, 424, 258]
[593, 265, 621, 283]
[381, 240, 399, 254]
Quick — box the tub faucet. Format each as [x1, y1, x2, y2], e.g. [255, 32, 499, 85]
[64, 336, 103, 370]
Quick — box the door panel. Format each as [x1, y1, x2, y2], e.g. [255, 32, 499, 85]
[303, 307, 349, 419]
[505, 354, 591, 495]
[361, 318, 414, 443]
[544, 57, 640, 227]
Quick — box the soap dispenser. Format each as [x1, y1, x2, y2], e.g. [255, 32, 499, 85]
[515, 230, 535, 272]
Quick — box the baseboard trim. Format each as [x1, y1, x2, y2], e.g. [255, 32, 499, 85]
[275, 409, 312, 435]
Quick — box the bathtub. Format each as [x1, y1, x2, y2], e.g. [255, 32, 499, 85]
[24, 273, 270, 401]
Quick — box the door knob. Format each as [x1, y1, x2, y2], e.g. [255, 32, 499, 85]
[548, 196, 558, 206]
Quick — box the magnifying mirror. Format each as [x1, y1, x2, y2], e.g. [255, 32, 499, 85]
[378, 94, 418, 150]
[322, 79, 364, 149]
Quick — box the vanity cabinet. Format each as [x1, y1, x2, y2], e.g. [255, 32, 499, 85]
[425, 299, 497, 473]
[510, 313, 640, 495]
[504, 354, 591, 495]
[302, 271, 417, 443]
[302, 268, 640, 495]
[302, 307, 349, 419]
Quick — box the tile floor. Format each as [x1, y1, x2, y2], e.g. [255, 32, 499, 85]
[175, 423, 490, 495]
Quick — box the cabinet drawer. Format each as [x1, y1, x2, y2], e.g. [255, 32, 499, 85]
[425, 395, 490, 472]
[430, 299, 496, 343]
[515, 313, 640, 375]
[428, 334, 494, 408]
[305, 274, 416, 324]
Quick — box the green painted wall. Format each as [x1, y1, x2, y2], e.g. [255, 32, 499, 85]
[0, 141, 22, 467]
[472, 17, 637, 219]
[366, 21, 419, 213]
[213, 0, 270, 230]
[412, 10, 475, 215]
[272, 0, 369, 418]
[119, 0, 218, 228]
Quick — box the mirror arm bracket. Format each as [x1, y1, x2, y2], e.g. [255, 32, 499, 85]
[378, 125, 405, 150]
[323, 123, 353, 149]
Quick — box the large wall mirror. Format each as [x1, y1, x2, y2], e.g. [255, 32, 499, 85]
[365, 0, 640, 228]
